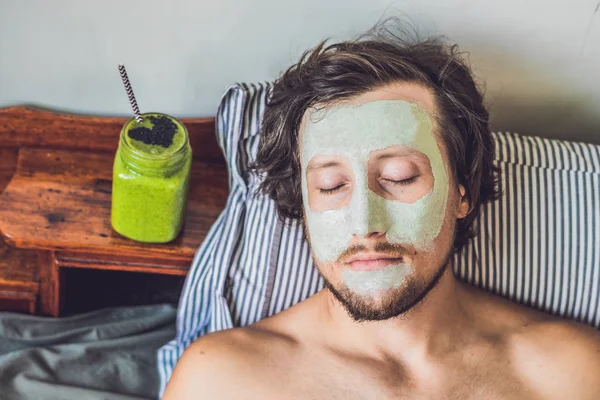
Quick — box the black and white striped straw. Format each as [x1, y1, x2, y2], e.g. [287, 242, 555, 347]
[117, 64, 143, 123]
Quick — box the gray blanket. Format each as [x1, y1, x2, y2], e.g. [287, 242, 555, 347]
[0, 304, 176, 400]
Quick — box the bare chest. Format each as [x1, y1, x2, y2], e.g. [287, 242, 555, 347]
[248, 352, 535, 400]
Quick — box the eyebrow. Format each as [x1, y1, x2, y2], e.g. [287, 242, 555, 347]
[306, 161, 342, 172]
[372, 148, 422, 160]
[375, 153, 405, 161]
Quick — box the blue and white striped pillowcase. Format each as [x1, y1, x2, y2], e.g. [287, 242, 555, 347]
[456, 133, 600, 325]
[157, 82, 600, 396]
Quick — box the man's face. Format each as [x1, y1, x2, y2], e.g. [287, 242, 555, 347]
[300, 83, 467, 321]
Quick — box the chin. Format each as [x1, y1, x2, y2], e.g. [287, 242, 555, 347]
[324, 279, 417, 322]
[323, 263, 448, 322]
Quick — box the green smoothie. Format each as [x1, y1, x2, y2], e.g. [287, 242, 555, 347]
[111, 113, 192, 243]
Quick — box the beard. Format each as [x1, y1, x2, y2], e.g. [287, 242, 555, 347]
[302, 213, 454, 323]
[320, 244, 451, 322]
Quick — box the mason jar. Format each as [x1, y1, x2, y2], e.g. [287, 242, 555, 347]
[111, 113, 192, 243]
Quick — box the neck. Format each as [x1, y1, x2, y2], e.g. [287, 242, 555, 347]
[317, 267, 473, 360]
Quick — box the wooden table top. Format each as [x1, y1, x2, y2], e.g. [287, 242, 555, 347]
[0, 147, 228, 263]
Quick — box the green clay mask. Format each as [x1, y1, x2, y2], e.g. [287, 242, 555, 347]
[341, 263, 413, 296]
[301, 100, 449, 269]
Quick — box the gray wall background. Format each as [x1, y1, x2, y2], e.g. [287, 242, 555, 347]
[1, 0, 599, 143]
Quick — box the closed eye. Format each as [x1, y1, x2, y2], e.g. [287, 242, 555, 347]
[382, 176, 418, 186]
[319, 184, 346, 194]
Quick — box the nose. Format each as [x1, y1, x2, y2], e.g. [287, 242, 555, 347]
[351, 190, 392, 238]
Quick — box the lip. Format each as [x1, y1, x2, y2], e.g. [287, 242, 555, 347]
[345, 253, 404, 271]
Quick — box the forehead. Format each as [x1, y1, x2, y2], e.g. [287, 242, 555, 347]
[300, 100, 438, 166]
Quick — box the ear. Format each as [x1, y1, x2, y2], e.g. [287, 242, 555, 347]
[457, 185, 471, 219]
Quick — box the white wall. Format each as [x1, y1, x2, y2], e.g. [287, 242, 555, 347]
[1, 0, 599, 143]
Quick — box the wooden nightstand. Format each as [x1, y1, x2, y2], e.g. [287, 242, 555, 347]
[0, 107, 227, 316]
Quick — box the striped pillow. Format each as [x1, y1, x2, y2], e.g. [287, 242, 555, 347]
[456, 132, 600, 324]
[157, 82, 600, 395]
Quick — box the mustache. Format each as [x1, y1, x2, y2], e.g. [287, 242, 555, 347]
[338, 242, 417, 261]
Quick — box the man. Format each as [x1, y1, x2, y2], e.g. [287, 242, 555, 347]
[164, 27, 600, 399]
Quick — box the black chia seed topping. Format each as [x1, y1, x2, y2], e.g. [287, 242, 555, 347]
[128, 116, 178, 148]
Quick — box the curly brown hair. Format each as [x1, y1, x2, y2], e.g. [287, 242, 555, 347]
[249, 23, 499, 253]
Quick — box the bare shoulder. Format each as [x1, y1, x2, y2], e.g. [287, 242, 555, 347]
[161, 297, 317, 400]
[466, 283, 600, 398]
[511, 315, 600, 399]
[162, 320, 299, 400]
